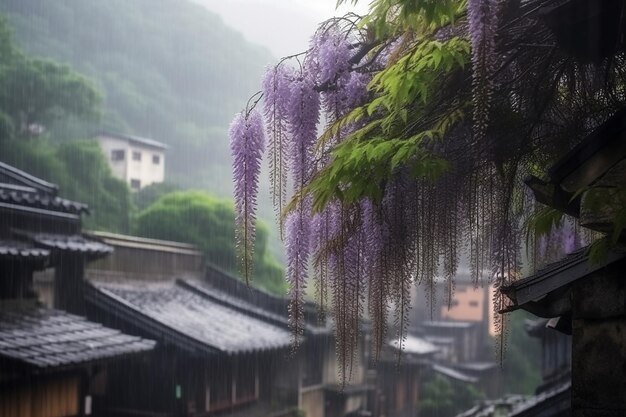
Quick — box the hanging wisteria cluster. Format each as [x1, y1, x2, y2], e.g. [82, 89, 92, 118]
[229, 0, 620, 381]
[228, 5, 505, 380]
[229, 106, 265, 284]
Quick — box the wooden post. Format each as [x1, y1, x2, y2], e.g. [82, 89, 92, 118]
[571, 265, 626, 416]
[54, 254, 86, 315]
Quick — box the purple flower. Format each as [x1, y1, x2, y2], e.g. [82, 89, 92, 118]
[262, 64, 294, 233]
[229, 110, 265, 283]
[285, 207, 311, 344]
[287, 70, 320, 189]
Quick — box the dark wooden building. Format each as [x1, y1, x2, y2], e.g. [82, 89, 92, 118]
[502, 106, 626, 416]
[0, 162, 155, 417]
[84, 234, 374, 417]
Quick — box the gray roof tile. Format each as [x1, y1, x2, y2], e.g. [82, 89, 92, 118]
[0, 240, 49, 261]
[92, 280, 292, 354]
[0, 304, 155, 369]
[0, 188, 88, 214]
[13, 231, 113, 257]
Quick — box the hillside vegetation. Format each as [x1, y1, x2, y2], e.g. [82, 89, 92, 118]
[0, 0, 272, 195]
[0, 6, 286, 295]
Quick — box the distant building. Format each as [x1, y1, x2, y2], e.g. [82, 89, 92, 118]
[95, 132, 168, 191]
[410, 269, 499, 398]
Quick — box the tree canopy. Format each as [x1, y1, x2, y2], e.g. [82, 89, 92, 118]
[0, 16, 99, 139]
[229, 0, 624, 378]
[134, 191, 286, 295]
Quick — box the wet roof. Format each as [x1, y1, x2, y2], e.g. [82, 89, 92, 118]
[0, 303, 155, 369]
[0, 239, 49, 261]
[88, 280, 293, 355]
[432, 363, 478, 383]
[181, 278, 331, 335]
[0, 187, 88, 215]
[24, 232, 112, 257]
[389, 334, 439, 356]
[501, 246, 625, 306]
[455, 380, 571, 417]
[0, 162, 89, 215]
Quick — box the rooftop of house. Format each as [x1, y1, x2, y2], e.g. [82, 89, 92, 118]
[389, 334, 439, 356]
[421, 320, 476, 329]
[455, 379, 571, 417]
[14, 230, 113, 258]
[525, 107, 626, 231]
[89, 231, 202, 256]
[0, 162, 111, 262]
[203, 263, 331, 335]
[97, 131, 168, 150]
[0, 239, 49, 263]
[501, 245, 626, 318]
[432, 363, 478, 383]
[0, 301, 155, 371]
[86, 279, 293, 355]
[0, 162, 89, 217]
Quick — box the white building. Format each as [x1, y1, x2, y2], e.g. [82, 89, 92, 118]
[96, 132, 168, 191]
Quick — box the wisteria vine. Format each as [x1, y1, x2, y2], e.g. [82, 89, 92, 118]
[228, 0, 610, 382]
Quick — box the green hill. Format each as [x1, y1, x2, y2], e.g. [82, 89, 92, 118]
[0, 0, 272, 195]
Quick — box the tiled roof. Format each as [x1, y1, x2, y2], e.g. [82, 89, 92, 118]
[455, 381, 571, 417]
[510, 381, 571, 416]
[88, 280, 293, 355]
[432, 364, 478, 383]
[180, 279, 331, 335]
[390, 334, 439, 356]
[0, 240, 49, 261]
[26, 233, 113, 256]
[0, 187, 88, 215]
[501, 245, 625, 306]
[204, 264, 333, 335]
[0, 303, 155, 369]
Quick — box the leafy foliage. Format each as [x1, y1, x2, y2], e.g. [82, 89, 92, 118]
[233, 0, 623, 374]
[0, 16, 100, 139]
[134, 191, 286, 295]
[499, 310, 541, 395]
[132, 182, 181, 212]
[420, 374, 485, 417]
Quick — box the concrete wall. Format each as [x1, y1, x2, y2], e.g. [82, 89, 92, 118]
[97, 135, 129, 181]
[96, 135, 165, 190]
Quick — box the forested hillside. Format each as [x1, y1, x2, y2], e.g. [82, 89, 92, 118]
[0, 0, 272, 194]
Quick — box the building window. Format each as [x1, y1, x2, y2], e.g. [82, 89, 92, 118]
[111, 149, 125, 161]
[469, 300, 479, 307]
[152, 154, 160, 164]
[132, 151, 142, 161]
[130, 179, 141, 190]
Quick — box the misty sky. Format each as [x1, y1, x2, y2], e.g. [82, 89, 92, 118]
[193, 0, 369, 58]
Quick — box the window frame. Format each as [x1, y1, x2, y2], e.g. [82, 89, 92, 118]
[111, 149, 125, 161]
